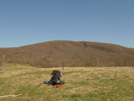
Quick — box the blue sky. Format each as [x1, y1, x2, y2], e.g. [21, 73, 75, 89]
[0, 0, 134, 48]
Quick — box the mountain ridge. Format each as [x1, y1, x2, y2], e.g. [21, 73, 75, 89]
[0, 40, 134, 67]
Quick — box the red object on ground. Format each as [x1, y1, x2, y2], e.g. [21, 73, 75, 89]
[56, 84, 64, 88]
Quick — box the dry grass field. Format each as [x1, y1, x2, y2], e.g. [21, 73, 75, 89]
[0, 63, 134, 101]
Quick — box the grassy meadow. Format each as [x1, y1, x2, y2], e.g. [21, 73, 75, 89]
[0, 63, 134, 101]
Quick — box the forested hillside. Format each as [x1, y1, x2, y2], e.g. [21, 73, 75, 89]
[0, 40, 134, 67]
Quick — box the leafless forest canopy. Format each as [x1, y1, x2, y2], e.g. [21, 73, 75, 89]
[0, 40, 134, 67]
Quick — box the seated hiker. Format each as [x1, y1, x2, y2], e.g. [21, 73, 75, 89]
[43, 70, 64, 86]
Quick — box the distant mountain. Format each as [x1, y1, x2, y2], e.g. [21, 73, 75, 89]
[0, 40, 134, 67]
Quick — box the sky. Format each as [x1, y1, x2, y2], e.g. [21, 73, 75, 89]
[0, 0, 134, 48]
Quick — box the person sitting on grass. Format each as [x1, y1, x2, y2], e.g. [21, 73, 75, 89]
[42, 70, 64, 87]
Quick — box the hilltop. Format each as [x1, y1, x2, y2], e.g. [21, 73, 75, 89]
[0, 40, 134, 67]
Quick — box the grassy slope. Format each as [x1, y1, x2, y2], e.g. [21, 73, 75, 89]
[0, 64, 134, 101]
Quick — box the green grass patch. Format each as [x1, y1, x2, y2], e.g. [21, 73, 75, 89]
[0, 64, 134, 101]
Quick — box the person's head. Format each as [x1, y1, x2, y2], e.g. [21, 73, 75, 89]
[51, 70, 60, 76]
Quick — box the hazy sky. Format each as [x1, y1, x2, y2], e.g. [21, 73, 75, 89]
[0, 0, 134, 48]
